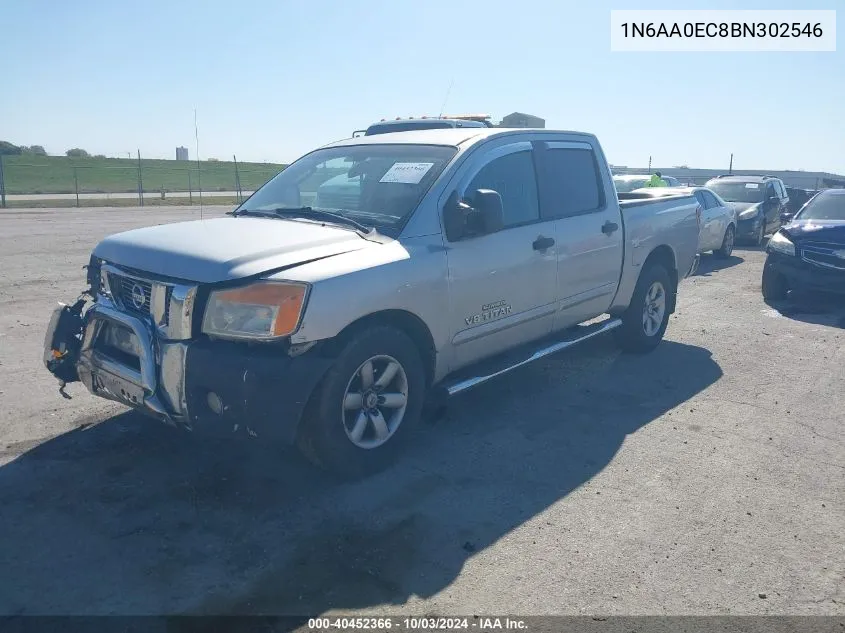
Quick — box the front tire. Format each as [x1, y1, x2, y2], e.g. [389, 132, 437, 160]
[297, 326, 425, 478]
[715, 225, 735, 259]
[615, 264, 673, 354]
[761, 263, 789, 302]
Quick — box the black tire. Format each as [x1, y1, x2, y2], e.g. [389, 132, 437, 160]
[297, 326, 426, 479]
[761, 263, 789, 302]
[715, 225, 735, 259]
[615, 264, 673, 354]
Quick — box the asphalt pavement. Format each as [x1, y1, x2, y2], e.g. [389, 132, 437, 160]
[0, 207, 842, 616]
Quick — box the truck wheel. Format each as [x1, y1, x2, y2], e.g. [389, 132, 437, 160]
[761, 264, 788, 302]
[715, 225, 735, 259]
[298, 326, 425, 478]
[615, 265, 672, 354]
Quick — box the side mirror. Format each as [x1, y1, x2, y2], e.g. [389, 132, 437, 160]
[443, 189, 504, 240]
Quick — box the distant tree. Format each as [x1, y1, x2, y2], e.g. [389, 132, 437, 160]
[28, 145, 47, 156]
[207, 157, 219, 162]
[66, 148, 90, 158]
[0, 140, 22, 156]
[93, 154, 106, 159]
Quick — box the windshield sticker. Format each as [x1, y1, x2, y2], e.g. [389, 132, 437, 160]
[745, 183, 759, 189]
[380, 162, 434, 184]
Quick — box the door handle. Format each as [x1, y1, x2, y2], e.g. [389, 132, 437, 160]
[532, 236, 555, 251]
[602, 221, 619, 235]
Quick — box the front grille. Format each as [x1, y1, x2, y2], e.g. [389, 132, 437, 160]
[108, 273, 156, 318]
[801, 243, 845, 271]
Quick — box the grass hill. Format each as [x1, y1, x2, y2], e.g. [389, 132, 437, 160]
[2, 155, 286, 195]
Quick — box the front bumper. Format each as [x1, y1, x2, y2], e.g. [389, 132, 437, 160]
[44, 298, 333, 442]
[765, 251, 845, 296]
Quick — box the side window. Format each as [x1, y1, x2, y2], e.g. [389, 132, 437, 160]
[765, 182, 776, 199]
[694, 191, 707, 208]
[539, 148, 603, 218]
[467, 151, 540, 227]
[778, 181, 788, 199]
[703, 191, 721, 209]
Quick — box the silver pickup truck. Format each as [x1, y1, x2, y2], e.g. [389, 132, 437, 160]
[43, 128, 700, 477]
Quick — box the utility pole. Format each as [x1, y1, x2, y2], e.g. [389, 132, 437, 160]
[648, 155, 652, 173]
[0, 154, 6, 209]
[233, 154, 242, 203]
[137, 149, 144, 207]
[729, 153, 733, 174]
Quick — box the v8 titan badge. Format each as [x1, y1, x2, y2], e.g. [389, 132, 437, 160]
[465, 300, 512, 326]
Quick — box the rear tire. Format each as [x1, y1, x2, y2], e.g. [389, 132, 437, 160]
[615, 264, 673, 354]
[297, 326, 425, 479]
[715, 225, 735, 259]
[761, 264, 789, 302]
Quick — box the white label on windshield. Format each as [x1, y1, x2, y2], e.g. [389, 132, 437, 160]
[745, 183, 759, 189]
[380, 162, 434, 184]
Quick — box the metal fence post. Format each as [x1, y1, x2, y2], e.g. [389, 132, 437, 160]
[0, 154, 6, 208]
[73, 166, 79, 207]
[188, 170, 193, 205]
[137, 149, 144, 207]
[233, 154, 242, 203]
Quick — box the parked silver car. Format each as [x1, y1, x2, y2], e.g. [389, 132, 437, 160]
[44, 128, 700, 477]
[632, 186, 737, 258]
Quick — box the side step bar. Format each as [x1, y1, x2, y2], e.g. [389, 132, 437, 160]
[444, 317, 623, 396]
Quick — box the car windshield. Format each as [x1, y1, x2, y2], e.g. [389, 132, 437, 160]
[237, 144, 457, 234]
[794, 191, 845, 221]
[707, 181, 766, 203]
[614, 177, 650, 192]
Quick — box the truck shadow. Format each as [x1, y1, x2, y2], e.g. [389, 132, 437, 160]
[694, 254, 744, 277]
[0, 339, 721, 618]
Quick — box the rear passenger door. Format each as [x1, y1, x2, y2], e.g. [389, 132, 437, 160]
[534, 140, 624, 331]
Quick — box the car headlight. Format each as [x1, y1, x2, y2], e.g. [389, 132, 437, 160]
[767, 231, 795, 257]
[738, 206, 761, 220]
[201, 281, 308, 340]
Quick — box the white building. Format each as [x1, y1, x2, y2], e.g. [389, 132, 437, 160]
[176, 146, 189, 161]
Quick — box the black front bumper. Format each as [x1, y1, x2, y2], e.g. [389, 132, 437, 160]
[184, 340, 334, 443]
[765, 251, 845, 296]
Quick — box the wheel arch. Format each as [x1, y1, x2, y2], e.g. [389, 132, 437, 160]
[319, 309, 437, 388]
[642, 245, 679, 313]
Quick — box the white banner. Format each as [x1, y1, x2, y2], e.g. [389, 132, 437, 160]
[610, 10, 836, 52]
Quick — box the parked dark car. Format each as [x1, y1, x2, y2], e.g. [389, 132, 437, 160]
[705, 175, 789, 246]
[782, 187, 816, 223]
[762, 188, 845, 301]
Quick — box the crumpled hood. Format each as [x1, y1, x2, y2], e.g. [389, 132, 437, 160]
[782, 219, 845, 244]
[93, 217, 373, 283]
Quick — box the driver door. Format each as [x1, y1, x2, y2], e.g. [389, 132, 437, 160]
[443, 141, 558, 372]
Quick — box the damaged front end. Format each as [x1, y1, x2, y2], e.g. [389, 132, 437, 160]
[43, 296, 90, 398]
[42, 256, 334, 443]
[41, 256, 197, 428]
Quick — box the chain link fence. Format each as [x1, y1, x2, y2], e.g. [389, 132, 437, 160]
[0, 154, 286, 208]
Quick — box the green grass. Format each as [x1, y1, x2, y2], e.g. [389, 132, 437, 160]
[1, 155, 287, 195]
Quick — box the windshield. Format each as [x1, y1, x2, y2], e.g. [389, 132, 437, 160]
[794, 191, 845, 221]
[614, 177, 650, 192]
[237, 144, 457, 234]
[707, 181, 765, 203]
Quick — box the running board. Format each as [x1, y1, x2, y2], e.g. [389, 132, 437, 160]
[444, 317, 623, 396]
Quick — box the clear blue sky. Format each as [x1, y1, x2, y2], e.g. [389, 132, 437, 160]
[2, 0, 843, 172]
